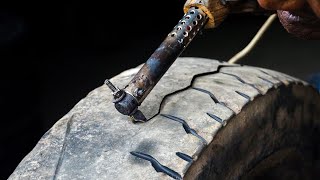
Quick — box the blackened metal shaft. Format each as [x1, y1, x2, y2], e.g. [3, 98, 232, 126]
[108, 7, 208, 118]
[128, 7, 207, 102]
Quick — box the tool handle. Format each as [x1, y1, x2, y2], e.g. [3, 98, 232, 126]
[184, 0, 229, 28]
[184, 0, 271, 28]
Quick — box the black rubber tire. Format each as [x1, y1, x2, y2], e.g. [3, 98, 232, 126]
[9, 58, 320, 180]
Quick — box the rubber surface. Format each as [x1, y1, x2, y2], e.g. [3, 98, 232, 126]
[8, 58, 320, 179]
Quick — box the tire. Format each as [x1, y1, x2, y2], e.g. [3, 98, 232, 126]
[9, 58, 320, 180]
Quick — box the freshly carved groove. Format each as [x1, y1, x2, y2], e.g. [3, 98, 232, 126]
[235, 91, 251, 101]
[176, 152, 193, 163]
[221, 72, 246, 83]
[221, 72, 263, 94]
[130, 151, 182, 180]
[160, 114, 208, 145]
[192, 87, 237, 114]
[192, 87, 219, 104]
[259, 69, 285, 84]
[258, 76, 275, 85]
[206, 112, 226, 126]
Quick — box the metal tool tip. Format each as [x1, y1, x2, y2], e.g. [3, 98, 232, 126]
[104, 79, 118, 92]
[130, 110, 148, 123]
[104, 79, 113, 86]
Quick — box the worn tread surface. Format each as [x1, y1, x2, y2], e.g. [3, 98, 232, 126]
[8, 57, 319, 180]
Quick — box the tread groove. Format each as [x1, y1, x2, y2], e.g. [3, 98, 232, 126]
[235, 91, 251, 101]
[160, 114, 208, 145]
[176, 152, 193, 163]
[53, 115, 75, 180]
[258, 76, 275, 85]
[192, 87, 220, 103]
[221, 72, 263, 94]
[130, 151, 182, 180]
[192, 87, 236, 114]
[259, 69, 285, 84]
[206, 112, 226, 126]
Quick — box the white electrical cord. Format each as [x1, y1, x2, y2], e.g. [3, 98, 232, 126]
[228, 14, 277, 64]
